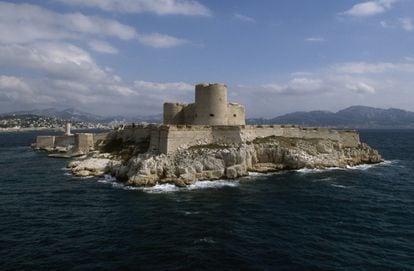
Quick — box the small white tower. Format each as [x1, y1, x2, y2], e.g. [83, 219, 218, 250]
[64, 122, 71, 135]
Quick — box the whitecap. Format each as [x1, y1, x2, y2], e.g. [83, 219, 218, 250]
[97, 174, 117, 184]
[346, 164, 376, 170]
[186, 179, 239, 190]
[73, 175, 94, 179]
[182, 211, 201, 215]
[248, 172, 268, 176]
[142, 183, 180, 193]
[61, 167, 71, 171]
[96, 176, 239, 193]
[313, 177, 335, 182]
[330, 184, 349, 189]
[194, 237, 216, 244]
[296, 167, 342, 174]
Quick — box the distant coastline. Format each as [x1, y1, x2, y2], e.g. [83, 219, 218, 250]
[0, 127, 61, 133]
[0, 127, 110, 133]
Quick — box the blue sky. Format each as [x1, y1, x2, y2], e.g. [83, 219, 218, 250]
[0, 0, 413, 117]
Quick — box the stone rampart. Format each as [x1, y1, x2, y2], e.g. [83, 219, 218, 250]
[160, 125, 360, 154]
[74, 133, 94, 153]
[36, 136, 55, 149]
[92, 124, 360, 155]
[55, 135, 75, 148]
[110, 124, 152, 143]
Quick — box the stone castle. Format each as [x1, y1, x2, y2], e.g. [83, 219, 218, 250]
[163, 83, 245, 126]
[34, 83, 361, 156]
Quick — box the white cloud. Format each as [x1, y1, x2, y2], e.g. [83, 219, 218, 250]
[305, 37, 326, 43]
[55, 0, 212, 16]
[346, 82, 376, 94]
[334, 62, 414, 74]
[262, 78, 325, 95]
[137, 33, 188, 48]
[0, 75, 56, 103]
[0, 2, 187, 48]
[233, 13, 256, 23]
[0, 2, 137, 43]
[0, 42, 110, 82]
[88, 40, 119, 54]
[231, 58, 414, 117]
[0, 75, 31, 101]
[342, 0, 397, 17]
[134, 80, 193, 91]
[380, 20, 390, 28]
[399, 17, 414, 31]
[0, 41, 195, 115]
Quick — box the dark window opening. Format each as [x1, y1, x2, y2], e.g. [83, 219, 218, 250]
[210, 113, 215, 117]
[233, 114, 237, 117]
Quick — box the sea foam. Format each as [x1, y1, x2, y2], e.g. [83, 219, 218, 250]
[97, 175, 239, 194]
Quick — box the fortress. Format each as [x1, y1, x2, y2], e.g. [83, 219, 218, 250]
[33, 83, 361, 155]
[32, 82, 382, 184]
[163, 83, 245, 126]
[107, 83, 360, 154]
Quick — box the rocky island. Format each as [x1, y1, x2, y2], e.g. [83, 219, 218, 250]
[34, 83, 383, 187]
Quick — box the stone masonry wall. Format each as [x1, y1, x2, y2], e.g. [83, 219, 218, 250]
[93, 124, 360, 155]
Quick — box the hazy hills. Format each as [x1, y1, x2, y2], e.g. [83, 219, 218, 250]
[248, 106, 414, 128]
[2, 106, 414, 128]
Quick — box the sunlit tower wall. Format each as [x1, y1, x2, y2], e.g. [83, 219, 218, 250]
[194, 83, 228, 125]
[163, 103, 186, 125]
[64, 122, 71, 135]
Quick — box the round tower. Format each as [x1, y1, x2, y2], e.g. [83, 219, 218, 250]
[194, 83, 228, 125]
[163, 103, 185, 125]
[64, 122, 71, 135]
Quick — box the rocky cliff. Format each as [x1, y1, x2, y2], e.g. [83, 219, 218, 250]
[69, 135, 382, 187]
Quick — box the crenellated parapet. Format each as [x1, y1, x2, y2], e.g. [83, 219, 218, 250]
[163, 83, 245, 126]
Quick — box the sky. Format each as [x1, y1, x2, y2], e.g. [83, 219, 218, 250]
[0, 0, 413, 118]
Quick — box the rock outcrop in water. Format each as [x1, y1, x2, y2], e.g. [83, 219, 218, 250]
[69, 135, 382, 187]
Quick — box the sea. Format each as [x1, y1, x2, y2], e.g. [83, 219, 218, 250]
[0, 129, 413, 270]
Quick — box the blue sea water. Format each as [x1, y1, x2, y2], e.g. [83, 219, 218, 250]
[0, 130, 413, 270]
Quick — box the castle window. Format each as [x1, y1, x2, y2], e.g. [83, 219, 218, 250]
[233, 114, 237, 117]
[210, 113, 215, 117]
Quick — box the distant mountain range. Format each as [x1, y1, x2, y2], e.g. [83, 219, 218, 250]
[2, 106, 414, 128]
[247, 106, 414, 128]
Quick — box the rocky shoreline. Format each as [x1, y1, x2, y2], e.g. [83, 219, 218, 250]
[68, 135, 382, 187]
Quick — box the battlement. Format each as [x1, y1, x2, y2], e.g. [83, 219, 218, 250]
[106, 124, 360, 155]
[163, 83, 245, 126]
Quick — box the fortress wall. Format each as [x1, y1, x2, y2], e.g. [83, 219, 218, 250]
[194, 83, 228, 125]
[108, 125, 360, 155]
[163, 103, 186, 125]
[212, 126, 243, 144]
[165, 126, 214, 154]
[241, 125, 359, 147]
[183, 103, 196, 124]
[227, 104, 245, 125]
[93, 132, 109, 145]
[240, 125, 285, 141]
[149, 126, 169, 153]
[112, 125, 152, 143]
[55, 135, 74, 147]
[36, 136, 55, 149]
[338, 130, 360, 147]
[74, 133, 94, 153]
[149, 129, 160, 152]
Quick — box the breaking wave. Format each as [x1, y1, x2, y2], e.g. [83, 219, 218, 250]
[297, 160, 399, 174]
[97, 175, 239, 194]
